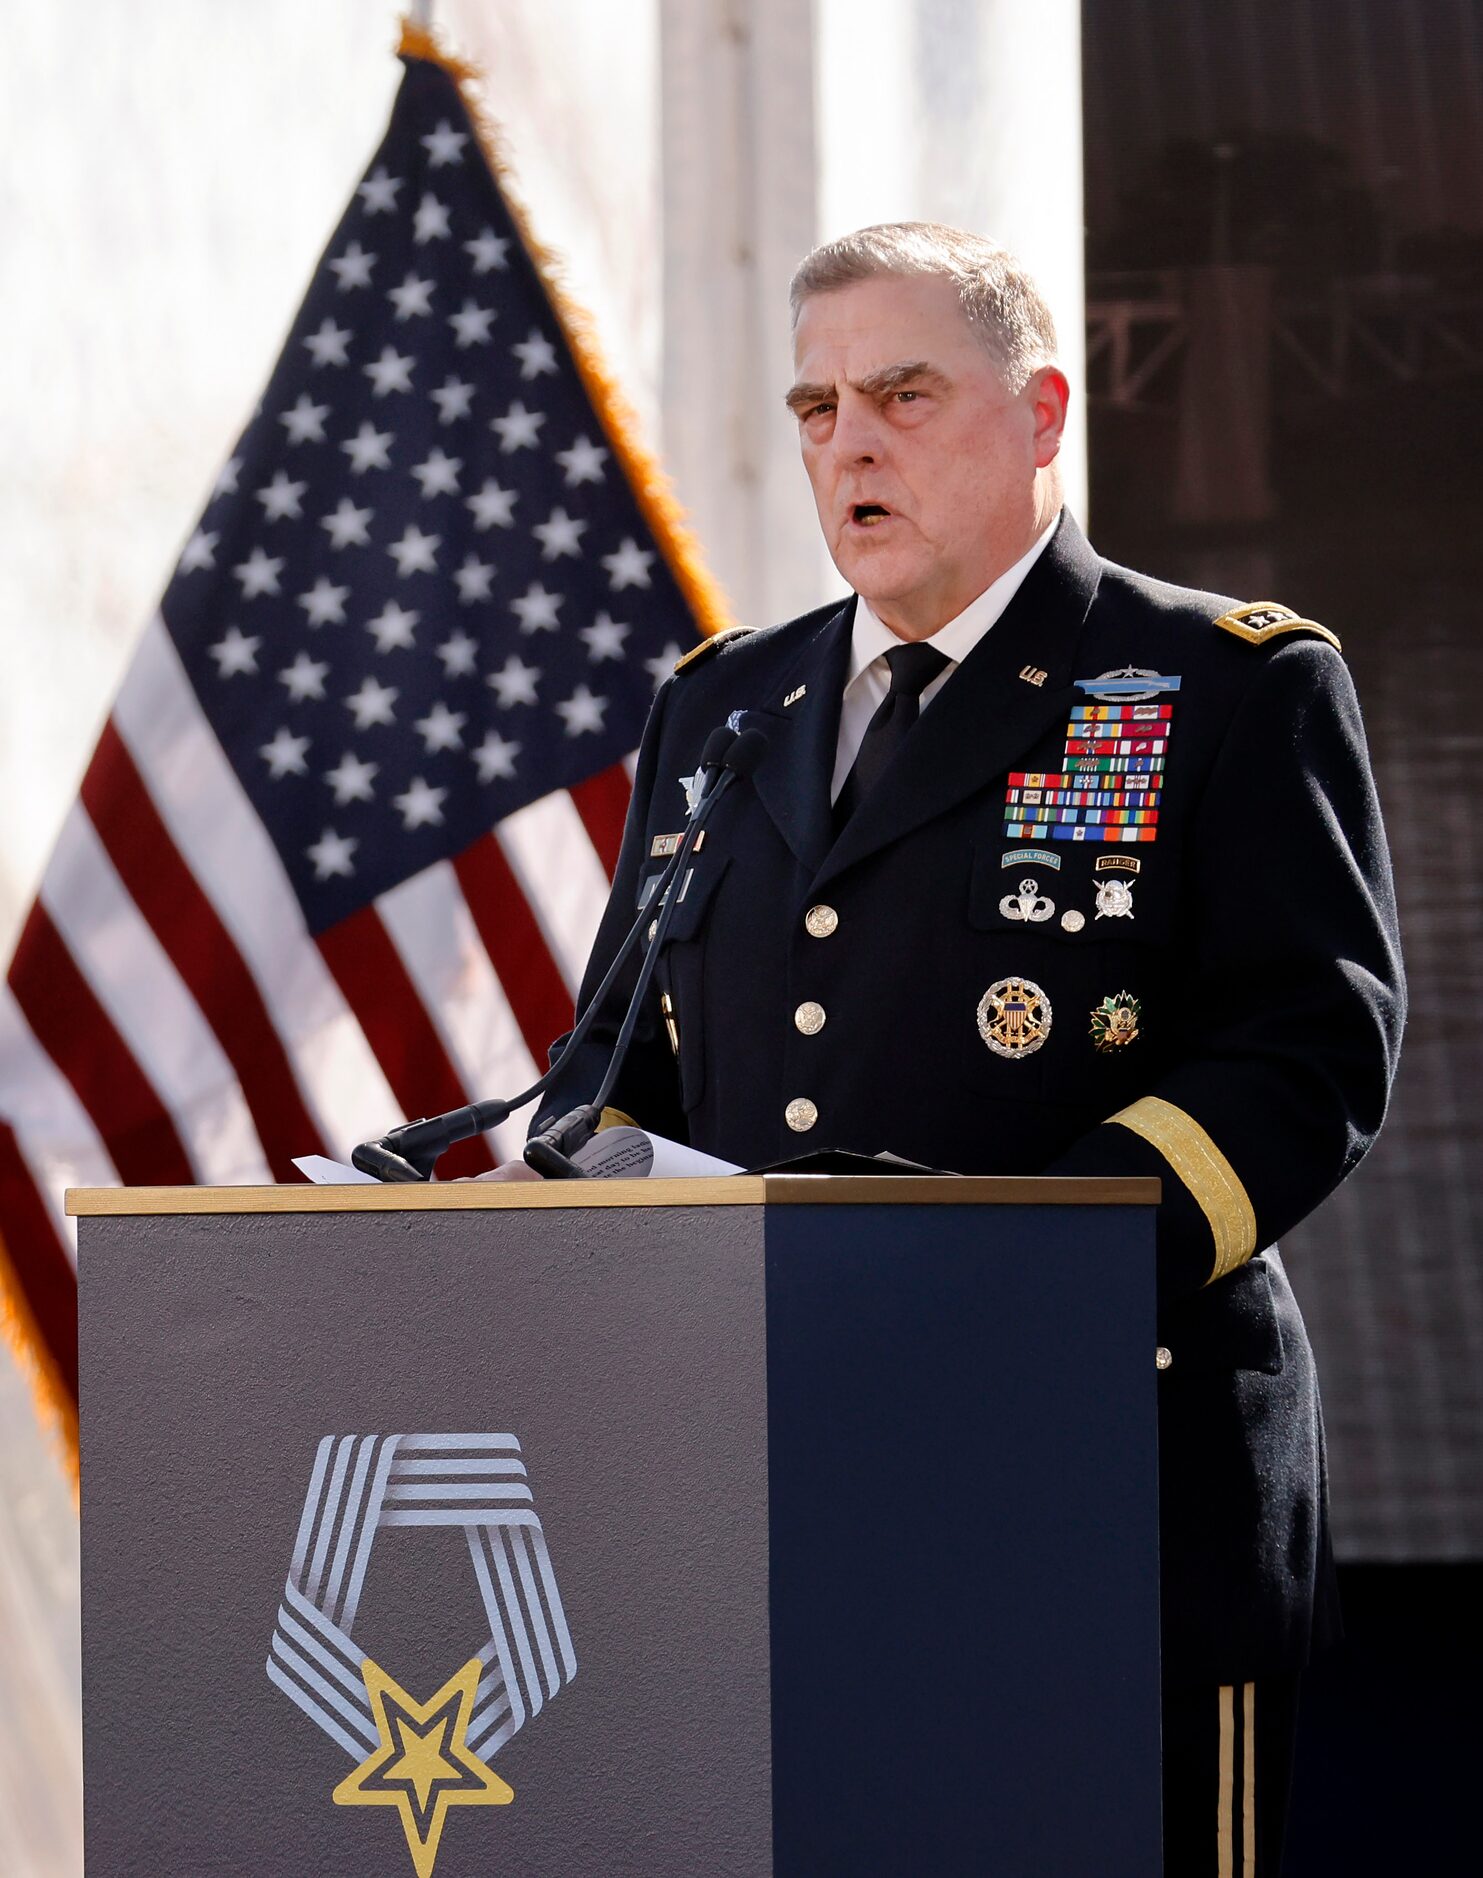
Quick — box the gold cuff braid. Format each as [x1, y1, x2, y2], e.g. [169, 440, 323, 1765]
[1108, 1097, 1258, 1284]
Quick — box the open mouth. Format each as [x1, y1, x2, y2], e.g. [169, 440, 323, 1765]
[850, 502, 892, 528]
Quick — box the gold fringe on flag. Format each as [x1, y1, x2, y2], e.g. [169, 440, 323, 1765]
[397, 16, 735, 643]
[0, 1230, 79, 1497]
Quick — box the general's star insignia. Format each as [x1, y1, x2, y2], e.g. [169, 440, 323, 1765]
[333, 1656, 513, 1878]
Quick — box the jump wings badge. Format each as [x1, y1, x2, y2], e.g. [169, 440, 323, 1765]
[978, 976, 1052, 1058]
[1089, 990, 1142, 1051]
[1000, 877, 1055, 923]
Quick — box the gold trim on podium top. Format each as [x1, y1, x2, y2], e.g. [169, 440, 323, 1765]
[66, 1174, 1160, 1216]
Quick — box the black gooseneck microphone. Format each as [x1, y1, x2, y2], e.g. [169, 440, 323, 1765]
[350, 725, 750, 1182]
[523, 725, 768, 1178]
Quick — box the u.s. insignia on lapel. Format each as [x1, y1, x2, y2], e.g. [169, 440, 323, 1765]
[783, 684, 807, 707]
[977, 977, 1052, 1059]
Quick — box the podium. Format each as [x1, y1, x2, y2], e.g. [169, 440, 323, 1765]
[73, 1173, 1163, 1876]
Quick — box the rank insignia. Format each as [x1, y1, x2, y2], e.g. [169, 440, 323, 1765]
[977, 976, 1052, 1059]
[1000, 878, 1055, 923]
[1212, 602, 1342, 653]
[1089, 990, 1141, 1051]
[1094, 878, 1135, 920]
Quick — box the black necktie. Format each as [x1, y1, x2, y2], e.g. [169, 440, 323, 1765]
[834, 641, 951, 827]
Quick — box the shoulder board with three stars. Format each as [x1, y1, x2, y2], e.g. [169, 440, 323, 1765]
[673, 625, 755, 673]
[1212, 601, 1342, 654]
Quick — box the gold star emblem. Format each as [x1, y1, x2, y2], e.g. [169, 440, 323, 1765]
[333, 1656, 512, 1878]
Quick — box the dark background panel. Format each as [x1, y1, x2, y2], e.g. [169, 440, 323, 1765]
[1081, 0, 1483, 1568]
[1081, 3, 1483, 1865]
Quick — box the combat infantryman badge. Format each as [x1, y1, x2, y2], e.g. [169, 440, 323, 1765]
[1090, 991, 1142, 1051]
[1000, 878, 1055, 923]
[1094, 878, 1135, 920]
[977, 977, 1053, 1058]
[1073, 667, 1182, 702]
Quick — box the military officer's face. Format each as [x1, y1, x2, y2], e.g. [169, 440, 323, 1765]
[787, 273, 1066, 637]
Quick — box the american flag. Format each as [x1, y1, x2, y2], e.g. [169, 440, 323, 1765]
[0, 34, 727, 1458]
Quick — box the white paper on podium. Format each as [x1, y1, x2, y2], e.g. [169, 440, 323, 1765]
[571, 1126, 742, 1179]
[292, 1155, 377, 1184]
[292, 1131, 741, 1185]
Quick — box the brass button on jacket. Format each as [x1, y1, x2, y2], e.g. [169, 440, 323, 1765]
[785, 1097, 819, 1132]
[1155, 1347, 1173, 1371]
[794, 1001, 826, 1035]
[804, 904, 839, 938]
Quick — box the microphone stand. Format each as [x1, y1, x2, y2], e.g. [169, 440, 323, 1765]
[524, 727, 768, 1178]
[351, 726, 743, 1182]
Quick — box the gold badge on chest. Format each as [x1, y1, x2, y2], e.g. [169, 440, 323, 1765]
[977, 977, 1053, 1059]
[1089, 990, 1142, 1051]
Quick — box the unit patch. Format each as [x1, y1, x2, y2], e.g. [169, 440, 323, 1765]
[977, 977, 1052, 1059]
[1095, 854, 1142, 876]
[1003, 695, 1175, 845]
[1002, 848, 1061, 871]
[1090, 991, 1142, 1051]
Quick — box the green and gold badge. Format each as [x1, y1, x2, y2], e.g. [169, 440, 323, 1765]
[1090, 990, 1142, 1052]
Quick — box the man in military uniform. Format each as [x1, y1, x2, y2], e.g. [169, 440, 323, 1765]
[527, 224, 1405, 1871]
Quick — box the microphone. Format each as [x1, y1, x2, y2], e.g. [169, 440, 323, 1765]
[351, 724, 745, 1182]
[523, 726, 769, 1178]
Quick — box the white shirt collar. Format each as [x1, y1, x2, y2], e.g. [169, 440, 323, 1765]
[845, 512, 1061, 684]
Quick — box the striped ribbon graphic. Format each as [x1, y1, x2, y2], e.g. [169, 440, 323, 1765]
[266, 1432, 576, 1761]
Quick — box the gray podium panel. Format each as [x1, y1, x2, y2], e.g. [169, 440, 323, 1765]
[79, 1201, 773, 1877]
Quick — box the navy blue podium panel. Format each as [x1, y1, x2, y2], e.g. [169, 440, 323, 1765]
[72, 1174, 1160, 1878]
[765, 1196, 1162, 1876]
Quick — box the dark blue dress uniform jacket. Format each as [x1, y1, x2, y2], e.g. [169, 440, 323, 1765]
[535, 512, 1405, 1689]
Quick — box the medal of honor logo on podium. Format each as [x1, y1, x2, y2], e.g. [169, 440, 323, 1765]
[266, 1432, 576, 1876]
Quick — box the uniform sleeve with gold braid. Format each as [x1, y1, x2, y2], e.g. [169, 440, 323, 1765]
[1043, 635, 1404, 1299]
[1108, 1098, 1257, 1284]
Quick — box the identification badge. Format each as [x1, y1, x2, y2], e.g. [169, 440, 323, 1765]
[977, 977, 1053, 1059]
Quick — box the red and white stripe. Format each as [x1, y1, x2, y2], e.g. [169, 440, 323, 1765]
[0, 613, 630, 1371]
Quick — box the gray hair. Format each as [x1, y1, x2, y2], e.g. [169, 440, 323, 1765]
[789, 222, 1059, 389]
